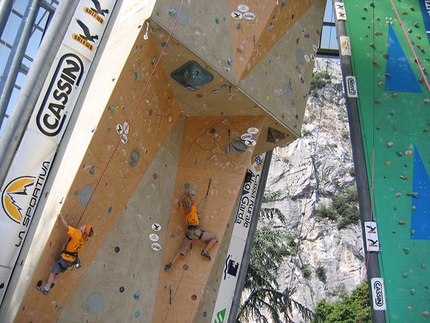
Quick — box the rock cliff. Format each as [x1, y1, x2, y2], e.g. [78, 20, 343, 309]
[262, 58, 366, 318]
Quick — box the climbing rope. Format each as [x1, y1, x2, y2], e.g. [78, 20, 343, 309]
[76, 0, 187, 226]
[389, 0, 430, 91]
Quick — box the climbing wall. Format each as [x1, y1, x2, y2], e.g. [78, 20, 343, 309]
[151, 0, 326, 155]
[12, 17, 182, 323]
[341, 1, 430, 321]
[0, 0, 327, 322]
[153, 115, 265, 323]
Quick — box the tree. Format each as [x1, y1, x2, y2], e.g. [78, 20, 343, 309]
[237, 198, 318, 323]
[312, 280, 371, 323]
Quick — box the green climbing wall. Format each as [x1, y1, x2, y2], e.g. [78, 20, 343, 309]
[342, 0, 430, 321]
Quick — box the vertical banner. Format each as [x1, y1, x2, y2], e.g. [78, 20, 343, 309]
[211, 154, 265, 323]
[0, 0, 117, 304]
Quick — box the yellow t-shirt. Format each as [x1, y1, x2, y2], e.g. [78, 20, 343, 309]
[180, 205, 200, 227]
[61, 226, 87, 262]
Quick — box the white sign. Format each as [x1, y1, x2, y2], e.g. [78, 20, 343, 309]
[371, 278, 387, 310]
[364, 221, 379, 252]
[211, 154, 265, 323]
[339, 36, 351, 56]
[345, 76, 359, 98]
[335, 2, 347, 21]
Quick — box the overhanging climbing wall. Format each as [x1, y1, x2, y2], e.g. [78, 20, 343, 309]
[340, 1, 430, 321]
[0, 0, 327, 322]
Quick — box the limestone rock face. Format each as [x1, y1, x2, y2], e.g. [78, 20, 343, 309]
[263, 58, 366, 317]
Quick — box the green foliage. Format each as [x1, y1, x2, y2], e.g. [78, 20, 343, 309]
[341, 130, 350, 140]
[315, 266, 327, 283]
[260, 207, 287, 224]
[237, 226, 316, 323]
[302, 266, 312, 279]
[310, 71, 333, 96]
[312, 281, 372, 323]
[314, 186, 360, 230]
[263, 190, 283, 203]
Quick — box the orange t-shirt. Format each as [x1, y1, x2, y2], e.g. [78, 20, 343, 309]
[180, 205, 200, 227]
[61, 226, 87, 262]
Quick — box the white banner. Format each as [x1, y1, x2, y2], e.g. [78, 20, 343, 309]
[211, 154, 265, 323]
[0, 0, 117, 304]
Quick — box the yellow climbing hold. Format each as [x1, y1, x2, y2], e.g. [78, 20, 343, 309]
[266, 95, 271, 101]
[404, 150, 413, 156]
[377, 81, 384, 86]
[386, 141, 393, 147]
[385, 161, 391, 167]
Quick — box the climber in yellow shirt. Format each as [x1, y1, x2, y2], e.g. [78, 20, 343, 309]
[164, 190, 218, 272]
[37, 212, 93, 295]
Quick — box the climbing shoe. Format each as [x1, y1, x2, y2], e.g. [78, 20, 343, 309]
[37, 286, 49, 295]
[164, 263, 172, 272]
[201, 251, 211, 260]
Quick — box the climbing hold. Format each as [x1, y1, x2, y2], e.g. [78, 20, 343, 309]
[403, 247, 409, 254]
[375, 31, 382, 35]
[135, 72, 139, 81]
[383, 53, 389, 58]
[389, 110, 395, 116]
[153, 173, 158, 179]
[422, 264, 427, 269]
[391, 93, 397, 98]
[119, 286, 125, 293]
[411, 230, 416, 235]
[412, 205, 417, 211]
[135, 311, 140, 318]
[215, 18, 220, 24]
[108, 206, 113, 213]
[402, 272, 408, 277]
[236, 22, 241, 29]
[133, 292, 140, 299]
[184, 183, 190, 189]
[373, 60, 379, 66]
[385, 161, 391, 167]
[398, 220, 406, 225]
[400, 175, 408, 180]
[410, 289, 416, 295]
[377, 81, 384, 86]
[424, 128, 429, 132]
[90, 166, 96, 174]
[183, 264, 189, 270]
[395, 192, 402, 197]
[168, 8, 176, 15]
[386, 141, 393, 147]
[396, 151, 403, 156]
[408, 306, 413, 311]
[191, 294, 197, 301]
[236, 45, 244, 52]
[268, 23, 274, 31]
[423, 98, 430, 104]
[115, 246, 120, 253]
[422, 311, 429, 317]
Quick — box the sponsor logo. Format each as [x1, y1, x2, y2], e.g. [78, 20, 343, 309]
[84, 0, 109, 24]
[214, 308, 226, 323]
[1, 162, 50, 247]
[36, 53, 84, 137]
[235, 170, 260, 227]
[2, 176, 35, 223]
[73, 19, 99, 50]
[345, 76, 358, 98]
[223, 255, 239, 279]
[372, 278, 386, 310]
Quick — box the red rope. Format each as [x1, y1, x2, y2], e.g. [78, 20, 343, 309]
[389, 0, 430, 91]
[77, 0, 186, 225]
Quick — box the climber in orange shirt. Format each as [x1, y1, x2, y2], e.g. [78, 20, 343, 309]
[37, 212, 93, 295]
[164, 190, 218, 272]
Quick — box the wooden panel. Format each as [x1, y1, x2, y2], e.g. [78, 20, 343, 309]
[152, 115, 265, 323]
[13, 25, 181, 323]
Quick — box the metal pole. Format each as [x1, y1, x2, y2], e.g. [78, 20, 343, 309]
[0, 0, 13, 38]
[228, 150, 273, 323]
[0, 0, 40, 128]
[333, 1, 385, 322]
[0, 0, 80, 188]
